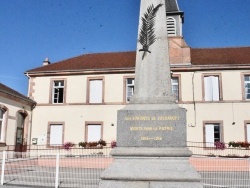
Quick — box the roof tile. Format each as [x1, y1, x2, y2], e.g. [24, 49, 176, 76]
[27, 51, 136, 73]
[0, 82, 35, 104]
[26, 47, 250, 73]
[191, 47, 250, 65]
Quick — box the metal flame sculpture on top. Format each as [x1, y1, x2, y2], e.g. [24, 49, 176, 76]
[138, 3, 163, 60]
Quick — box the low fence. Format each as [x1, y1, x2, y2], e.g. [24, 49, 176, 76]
[190, 156, 250, 187]
[0, 144, 249, 188]
[0, 147, 113, 188]
[187, 141, 250, 158]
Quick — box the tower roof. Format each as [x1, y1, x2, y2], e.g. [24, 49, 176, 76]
[165, 0, 179, 12]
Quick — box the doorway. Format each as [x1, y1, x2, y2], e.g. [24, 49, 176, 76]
[15, 112, 27, 153]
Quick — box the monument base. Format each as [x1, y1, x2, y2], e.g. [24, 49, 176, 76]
[99, 105, 202, 187]
[99, 147, 202, 188]
[100, 181, 202, 188]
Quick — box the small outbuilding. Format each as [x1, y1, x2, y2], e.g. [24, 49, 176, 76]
[0, 83, 36, 151]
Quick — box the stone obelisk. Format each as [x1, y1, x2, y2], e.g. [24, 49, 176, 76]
[99, 0, 202, 187]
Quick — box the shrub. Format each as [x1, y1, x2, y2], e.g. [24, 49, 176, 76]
[63, 142, 75, 150]
[78, 142, 86, 147]
[229, 141, 250, 148]
[111, 141, 117, 148]
[214, 141, 226, 150]
[98, 139, 107, 146]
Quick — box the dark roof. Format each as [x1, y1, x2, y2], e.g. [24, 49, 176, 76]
[26, 47, 250, 74]
[27, 51, 136, 73]
[0, 83, 35, 105]
[165, 0, 179, 12]
[191, 47, 250, 65]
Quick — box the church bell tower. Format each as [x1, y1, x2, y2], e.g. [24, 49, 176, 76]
[165, 0, 184, 37]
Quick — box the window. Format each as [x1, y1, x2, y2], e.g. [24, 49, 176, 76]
[85, 123, 102, 142]
[205, 123, 222, 147]
[246, 123, 250, 142]
[88, 79, 103, 103]
[204, 75, 220, 101]
[171, 77, 179, 101]
[52, 80, 65, 104]
[48, 124, 63, 146]
[0, 109, 5, 141]
[126, 78, 134, 102]
[167, 17, 176, 36]
[244, 75, 250, 100]
[124, 77, 179, 102]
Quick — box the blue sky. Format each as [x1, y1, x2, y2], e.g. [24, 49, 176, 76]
[1, 0, 250, 95]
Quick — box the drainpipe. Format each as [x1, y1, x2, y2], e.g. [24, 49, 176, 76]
[25, 72, 31, 97]
[25, 72, 37, 145]
[191, 71, 197, 127]
[29, 104, 36, 146]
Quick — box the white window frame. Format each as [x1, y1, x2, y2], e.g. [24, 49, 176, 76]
[85, 122, 103, 142]
[0, 109, 5, 141]
[204, 75, 220, 101]
[49, 124, 63, 146]
[126, 78, 134, 102]
[205, 123, 221, 147]
[246, 123, 250, 142]
[167, 17, 176, 36]
[52, 80, 65, 104]
[87, 125, 101, 142]
[171, 77, 179, 101]
[89, 79, 103, 103]
[244, 75, 250, 100]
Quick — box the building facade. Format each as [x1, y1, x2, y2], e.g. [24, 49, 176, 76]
[25, 0, 250, 148]
[0, 83, 35, 150]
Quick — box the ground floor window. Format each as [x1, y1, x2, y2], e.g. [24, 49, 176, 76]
[0, 109, 5, 142]
[246, 123, 250, 142]
[48, 124, 64, 146]
[205, 123, 222, 147]
[85, 122, 102, 142]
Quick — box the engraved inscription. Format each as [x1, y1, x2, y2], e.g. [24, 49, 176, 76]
[130, 126, 173, 131]
[118, 109, 186, 147]
[124, 116, 179, 121]
[141, 136, 162, 141]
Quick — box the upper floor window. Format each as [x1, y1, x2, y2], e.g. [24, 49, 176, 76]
[244, 75, 250, 100]
[171, 77, 179, 101]
[0, 109, 5, 141]
[167, 17, 176, 36]
[124, 77, 180, 102]
[204, 75, 221, 101]
[88, 78, 104, 104]
[126, 78, 134, 102]
[205, 123, 222, 147]
[52, 80, 65, 104]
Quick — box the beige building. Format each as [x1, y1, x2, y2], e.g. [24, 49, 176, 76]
[0, 83, 35, 151]
[25, 0, 250, 148]
[25, 46, 250, 147]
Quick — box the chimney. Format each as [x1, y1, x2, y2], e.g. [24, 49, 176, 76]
[43, 58, 50, 66]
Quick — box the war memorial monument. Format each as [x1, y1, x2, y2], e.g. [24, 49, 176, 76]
[99, 0, 202, 187]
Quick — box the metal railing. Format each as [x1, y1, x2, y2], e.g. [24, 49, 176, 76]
[0, 143, 249, 188]
[0, 147, 113, 188]
[187, 141, 250, 158]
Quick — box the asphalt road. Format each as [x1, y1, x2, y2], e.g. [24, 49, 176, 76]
[1, 170, 250, 188]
